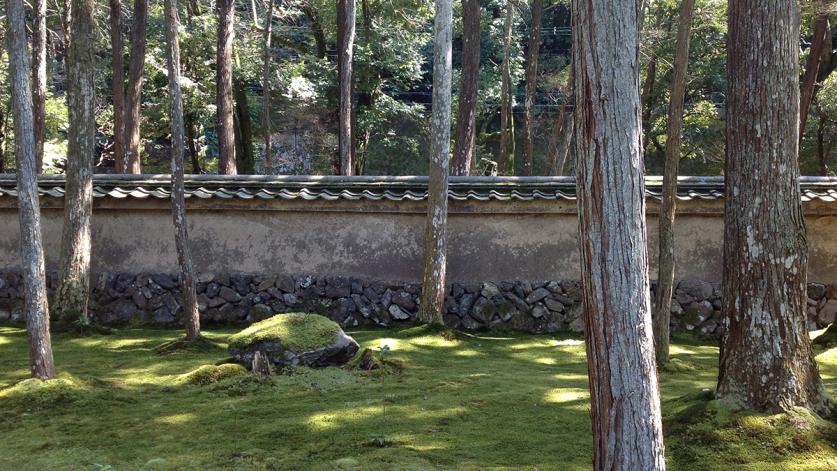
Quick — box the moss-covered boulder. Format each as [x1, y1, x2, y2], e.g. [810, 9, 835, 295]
[228, 313, 359, 368]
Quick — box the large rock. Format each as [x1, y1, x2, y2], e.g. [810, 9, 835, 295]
[228, 313, 359, 368]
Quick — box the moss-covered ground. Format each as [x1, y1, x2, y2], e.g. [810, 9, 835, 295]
[0, 324, 835, 470]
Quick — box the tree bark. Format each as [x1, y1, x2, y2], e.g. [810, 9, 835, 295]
[451, 0, 480, 176]
[6, 0, 56, 379]
[32, 0, 47, 172]
[521, 0, 542, 176]
[419, 0, 452, 325]
[164, 0, 201, 340]
[498, 0, 515, 175]
[654, 0, 695, 365]
[234, 78, 255, 174]
[55, 0, 97, 325]
[547, 109, 573, 176]
[572, 0, 666, 468]
[262, 0, 275, 174]
[110, 0, 126, 172]
[337, 0, 356, 175]
[301, 2, 328, 60]
[186, 111, 201, 173]
[217, 0, 237, 175]
[123, 0, 148, 174]
[800, 13, 830, 141]
[718, 0, 829, 415]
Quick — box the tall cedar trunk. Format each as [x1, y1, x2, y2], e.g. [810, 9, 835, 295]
[32, 0, 47, 172]
[654, 0, 695, 365]
[123, 0, 148, 174]
[337, 0, 356, 175]
[498, 1, 514, 175]
[6, 0, 56, 379]
[451, 0, 480, 176]
[262, 0, 275, 174]
[799, 13, 830, 141]
[234, 78, 255, 174]
[217, 0, 237, 174]
[521, 0, 542, 176]
[55, 0, 97, 324]
[572, 0, 666, 468]
[164, 0, 201, 340]
[110, 0, 126, 171]
[718, 0, 828, 414]
[419, 0, 452, 324]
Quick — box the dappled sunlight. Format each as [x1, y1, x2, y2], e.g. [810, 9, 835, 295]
[307, 405, 385, 431]
[545, 388, 589, 406]
[153, 412, 197, 426]
[409, 335, 462, 348]
[452, 348, 484, 357]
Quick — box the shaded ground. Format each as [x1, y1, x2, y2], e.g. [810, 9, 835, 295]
[0, 324, 834, 470]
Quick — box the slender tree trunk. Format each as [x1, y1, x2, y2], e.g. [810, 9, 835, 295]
[816, 111, 829, 176]
[573, 0, 666, 468]
[800, 12, 830, 141]
[217, 0, 237, 174]
[6, 0, 56, 379]
[337, 0, 356, 175]
[110, 0, 126, 172]
[521, 0, 542, 176]
[55, 0, 97, 324]
[301, 2, 328, 60]
[452, 0, 480, 176]
[419, 0, 452, 325]
[262, 0, 275, 174]
[640, 12, 662, 156]
[123, 0, 148, 174]
[718, 0, 829, 415]
[164, 0, 200, 340]
[547, 109, 573, 176]
[32, 0, 47, 172]
[498, 0, 514, 175]
[186, 111, 201, 173]
[234, 78, 255, 174]
[654, 0, 695, 365]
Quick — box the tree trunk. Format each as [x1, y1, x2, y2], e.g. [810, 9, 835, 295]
[123, 0, 148, 174]
[654, 0, 695, 365]
[217, 0, 237, 174]
[186, 111, 201, 173]
[816, 110, 829, 176]
[572, 0, 666, 468]
[800, 13, 830, 141]
[234, 78, 255, 174]
[718, 0, 828, 415]
[55, 0, 97, 325]
[640, 12, 662, 157]
[451, 0, 480, 176]
[32, 0, 47, 172]
[301, 2, 328, 60]
[546, 109, 573, 176]
[262, 0, 275, 174]
[337, 0, 356, 175]
[498, 0, 514, 175]
[110, 0, 126, 172]
[164, 0, 200, 340]
[419, 0, 452, 325]
[521, 0, 542, 176]
[6, 0, 56, 379]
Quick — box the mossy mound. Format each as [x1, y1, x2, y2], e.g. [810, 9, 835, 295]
[660, 357, 698, 373]
[664, 390, 837, 469]
[813, 324, 837, 350]
[177, 364, 248, 386]
[0, 376, 88, 410]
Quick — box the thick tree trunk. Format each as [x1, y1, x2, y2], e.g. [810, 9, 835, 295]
[32, 0, 47, 172]
[451, 0, 480, 176]
[123, 0, 148, 174]
[498, 0, 514, 175]
[262, 0, 275, 174]
[110, 0, 126, 171]
[572, 1, 666, 469]
[164, 0, 201, 340]
[419, 0, 452, 325]
[234, 78, 255, 174]
[55, 0, 97, 324]
[800, 13, 830, 141]
[654, 0, 695, 365]
[6, 0, 56, 379]
[521, 0, 542, 176]
[337, 0, 356, 175]
[718, 0, 828, 414]
[217, 0, 237, 175]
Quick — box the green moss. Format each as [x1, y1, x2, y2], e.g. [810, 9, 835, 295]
[227, 313, 342, 352]
[660, 357, 698, 373]
[154, 335, 225, 355]
[177, 364, 248, 386]
[0, 375, 88, 410]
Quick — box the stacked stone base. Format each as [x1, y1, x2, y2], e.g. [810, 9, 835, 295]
[0, 271, 833, 335]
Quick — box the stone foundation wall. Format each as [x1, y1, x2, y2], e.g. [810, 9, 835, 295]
[1, 271, 833, 334]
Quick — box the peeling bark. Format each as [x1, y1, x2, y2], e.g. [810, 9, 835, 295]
[419, 0, 452, 325]
[718, 0, 829, 414]
[452, 0, 480, 176]
[123, 0, 148, 174]
[521, 0, 542, 176]
[337, 0, 356, 175]
[572, 0, 666, 468]
[217, 0, 237, 175]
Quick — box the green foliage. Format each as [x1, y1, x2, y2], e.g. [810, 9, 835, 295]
[227, 313, 342, 352]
